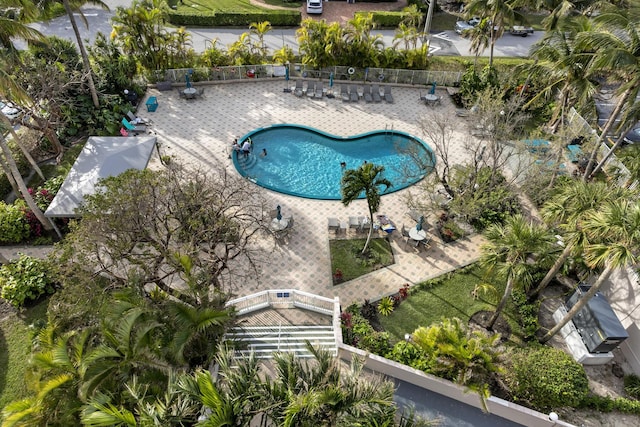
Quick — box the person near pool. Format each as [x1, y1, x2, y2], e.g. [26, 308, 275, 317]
[231, 139, 241, 151]
[260, 148, 267, 157]
[340, 161, 346, 168]
[241, 138, 252, 157]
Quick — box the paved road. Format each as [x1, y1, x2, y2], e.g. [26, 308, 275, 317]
[21, 2, 542, 57]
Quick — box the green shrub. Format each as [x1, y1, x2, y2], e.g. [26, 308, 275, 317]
[0, 255, 56, 308]
[504, 346, 589, 411]
[0, 201, 30, 244]
[377, 296, 395, 316]
[624, 374, 640, 400]
[511, 290, 540, 341]
[354, 11, 410, 28]
[167, 10, 301, 27]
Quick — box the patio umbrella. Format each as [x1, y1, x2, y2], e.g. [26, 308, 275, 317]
[276, 205, 282, 221]
[329, 72, 334, 89]
[285, 65, 290, 82]
[185, 72, 192, 89]
[416, 215, 424, 231]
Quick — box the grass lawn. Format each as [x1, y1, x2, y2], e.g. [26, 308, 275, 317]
[0, 298, 49, 411]
[379, 264, 525, 343]
[329, 238, 394, 284]
[177, 0, 273, 13]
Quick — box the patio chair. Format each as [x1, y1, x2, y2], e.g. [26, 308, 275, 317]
[349, 84, 359, 102]
[349, 216, 361, 230]
[400, 224, 410, 245]
[294, 80, 304, 97]
[371, 84, 382, 103]
[383, 86, 394, 103]
[341, 84, 350, 102]
[307, 81, 316, 98]
[315, 81, 324, 98]
[196, 87, 205, 98]
[328, 217, 340, 232]
[363, 85, 373, 103]
[419, 237, 432, 250]
[177, 88, 186, 99]
[127, 110, 150, 125]
[121, 117, 147, 134]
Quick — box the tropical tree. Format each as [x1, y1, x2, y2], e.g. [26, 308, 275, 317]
[297, 19, 345, 69]
[540, 199, 640, 343]
[409, 318, 503, 401]
[55, 164, 270, 306]
[341, 162, 392, 254]
[60, 0, 109, 108]
[529, 180, 633, 300]
[466, 19, 491, 69]
[578, 3, 640, 180]
[523, 16, 597, 133]
[463, 0, 520, 68]
[480, 214, 555, 329]
[344, 13, 384, 68]
[249, 20, 272, 60]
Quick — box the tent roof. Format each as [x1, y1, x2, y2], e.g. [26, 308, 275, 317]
[44, 136, 156, 218]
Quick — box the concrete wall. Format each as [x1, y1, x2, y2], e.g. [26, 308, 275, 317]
[601, 267, 640, 374]
[338, 344, 575, 427]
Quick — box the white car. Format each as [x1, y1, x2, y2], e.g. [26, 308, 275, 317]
[0, 101, 21, 122]
[306, 0, 323, 15]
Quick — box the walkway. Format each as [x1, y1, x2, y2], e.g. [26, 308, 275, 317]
[143, 80, 485, 306]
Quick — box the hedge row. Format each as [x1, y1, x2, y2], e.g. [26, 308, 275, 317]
[355, 11, 418, 28]
[167, 10, 301, 27]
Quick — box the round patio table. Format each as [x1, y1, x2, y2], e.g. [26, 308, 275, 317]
[409, 227, 427, 241]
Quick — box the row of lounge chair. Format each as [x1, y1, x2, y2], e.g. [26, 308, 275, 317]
[291, 80, 394, 103]
[341, 84, 393, 104]
[293, 80, 325, 98]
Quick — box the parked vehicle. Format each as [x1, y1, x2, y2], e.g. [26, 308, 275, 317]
[0, 101, 21, 123]
[306, 0, 322, 14]
[454, 18, 480, 35]
[510, 25, 534, 36]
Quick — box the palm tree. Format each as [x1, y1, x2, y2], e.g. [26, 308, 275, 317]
[264, 343, 397, 426]
[523, 16, 597, 133]
[344, 14, 384, 68]
[249, 21, 272, 60]
[578, 4, 640, 180]
[60, 0, 110, 108]
[464, 0, 520, 68]
[480, 214, 555, 329]
[540, 199, 640, 343]
[467, 19, 491, 69]
[529, 179, 633, 300]
[341, 162, 392, 254]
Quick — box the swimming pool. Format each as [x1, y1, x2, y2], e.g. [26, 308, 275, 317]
[232, 124, 435, 200]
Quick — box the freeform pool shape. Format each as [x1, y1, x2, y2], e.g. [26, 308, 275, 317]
[233, 124, 435, 200]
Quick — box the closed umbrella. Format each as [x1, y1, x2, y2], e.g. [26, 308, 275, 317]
[429, 81, 436, 95]
[276, 205, 282, 221]
[329, 72, 334, 89]
[284, 65, 291, 92]
[416, 215, 424, 231]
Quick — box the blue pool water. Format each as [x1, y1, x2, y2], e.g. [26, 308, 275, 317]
[233, 124, 435, 200]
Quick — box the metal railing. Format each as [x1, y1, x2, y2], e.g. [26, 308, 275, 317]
[156, 64, 462, 87]
[226, 289, 337, 316]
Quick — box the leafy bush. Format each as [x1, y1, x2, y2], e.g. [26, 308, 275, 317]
[0, 201, 30, 244]
[0, 255, 56, 307]
[511, 290, 540, 341]
[504, 346, 589, 411]
[377, 296, 395, 316]
[341, 306, 391, 355]
[625, 374, 640, 400]
[386, 341, 430, 371]
[580, 393, 640, 414]
[167, 10, 301, 27]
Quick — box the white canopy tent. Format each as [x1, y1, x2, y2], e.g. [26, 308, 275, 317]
[44, 136, 157, 218]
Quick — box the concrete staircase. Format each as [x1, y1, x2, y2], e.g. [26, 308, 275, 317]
[225, 325, 336, 359]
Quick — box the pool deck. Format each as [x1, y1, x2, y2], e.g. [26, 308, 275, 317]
[141, 80, 485, 306]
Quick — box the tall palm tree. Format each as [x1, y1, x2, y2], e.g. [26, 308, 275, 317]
[480, 214, 555, 329]
[344, 14, 384, 68]
[60, 0, 110, 108]
[464, 0, 519, 68]
[341, 162, 392, 254]
[579, 3, 640, 180]
[249, 20, 272, 60]
[523, 16, 597, 133]
[529, 180, 632, 300]
[540, 199, 640, 343]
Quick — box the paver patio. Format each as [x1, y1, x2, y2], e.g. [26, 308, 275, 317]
[143, 79, 485, 306]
